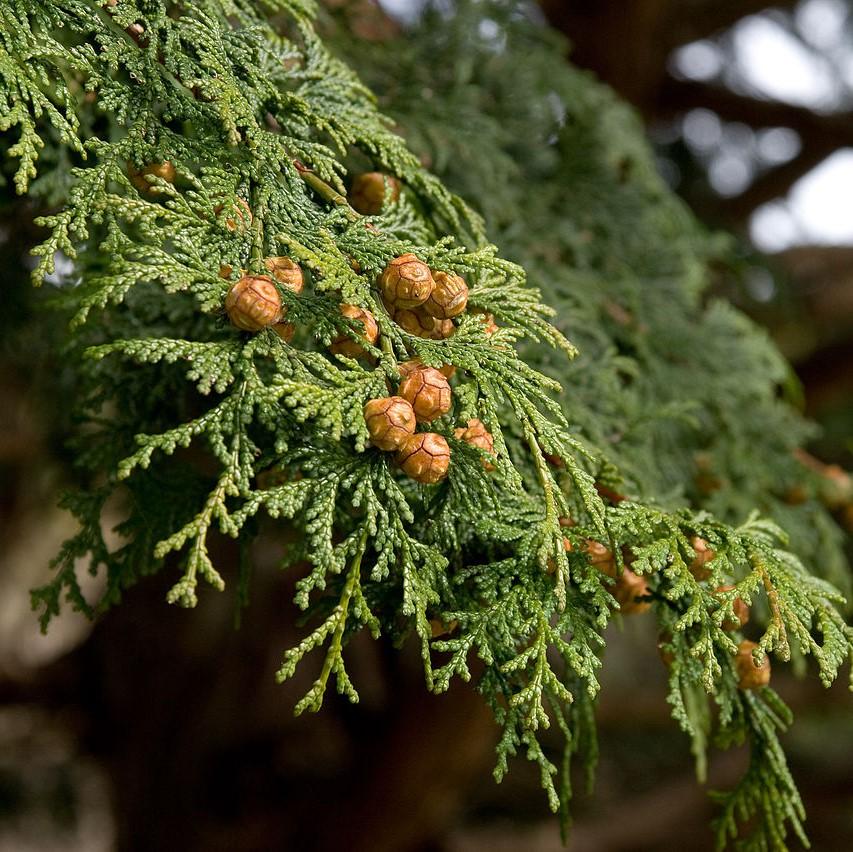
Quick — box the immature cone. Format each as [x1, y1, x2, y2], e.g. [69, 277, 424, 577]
[128, 161, 176, 195]
[716, 585, 750, 631]
[264, 256, 304, 294]
[225, 275, 282, 331]
[735, 640, 771, 690]
[379, 253, 434, 309]
[454, 418, 495, 470]
[399, 358, 455, 380]
[350, 172, 400, 214]
[423, 271, 468, 319]
[688, 536, 715, 580]
[398, 366, 452, 422]
[363, 396, 416, 451]
[331, 304, 379, 358]
[396, 432, 451, 484]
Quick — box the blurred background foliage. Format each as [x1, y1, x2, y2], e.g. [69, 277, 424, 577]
[1, 1, 851, 850]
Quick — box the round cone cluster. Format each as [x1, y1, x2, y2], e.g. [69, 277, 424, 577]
[398, 365, 451, 422]
[331, 304, 379, 358]
[454, 418, 495, 470]
[225, 275, 282, 331]
[396, 432, 451, 484]
[735, 640, 771, 690]
[350, 172, 400, 215]
[223, 258, 305, 340]
[378, 254, 470, 339]
[363, 396, 416, 451]
[128, 160, 175, 196]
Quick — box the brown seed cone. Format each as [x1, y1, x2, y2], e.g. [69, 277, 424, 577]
[396, 432, 451, 484]
[379, 253, 434, 309]
[394, 306, 436, 338]
[735, 640, 771, 690]
[689, 536, 715, 580]
[716, 585, 750, 631]
[225, 275, 282, 331]
[430, 317, 455, 340]
[562, 537, 617, 576]
[363, 396, 416, 452]
[126, 22, 146, 44]
[612, 567, 651, 614]
[454, 418, 495, 470]
[219, 264, 234, 279]
[399, 358, 455, 380]
[559, 516, 576, 528]
[423, 271, 468, 319]
[350, 172, 400, 215]
[473, 310, 499, 335]
[272, 322, 295, 343]
[331, 304, 379, 358]
[128, 160, 176, 195]
[264, 256, 304, 294]
[398, 366, 452, 423]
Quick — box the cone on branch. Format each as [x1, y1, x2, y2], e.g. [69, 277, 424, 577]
[349, 171, 400, 214]
[330, 304, 379, 357]
[715, 585, 749, 630]
[265, 256, 304, 293]
[735, 640, 771, 690]
[396, 432, 451, 484]
[127, 160, 176, 195]
[611, 567, 651, 614]
[472, 309, 499, 335]
[225, 275, 282, 331]
[379, 253, 434, 309]
[398, 366, 452, 422]
[454, 418, 495, 470]
[688, 536, 715, 580]
[363, 396, 417, 451]
[272, 322, 295, 343]
[398, 358, 455, 380]
[423, 271, 468, 319]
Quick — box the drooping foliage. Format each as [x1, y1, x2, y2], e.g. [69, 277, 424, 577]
[1, 1, 850, 848]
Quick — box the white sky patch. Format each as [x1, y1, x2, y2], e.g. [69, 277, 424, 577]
[377, 0, 427, 25]
[729, 14, 840, 109]
[751, 149, 853, 250]
[795, 0, 849, 51]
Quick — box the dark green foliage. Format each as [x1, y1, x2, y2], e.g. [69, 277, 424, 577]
[1, 1, 851, 849]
